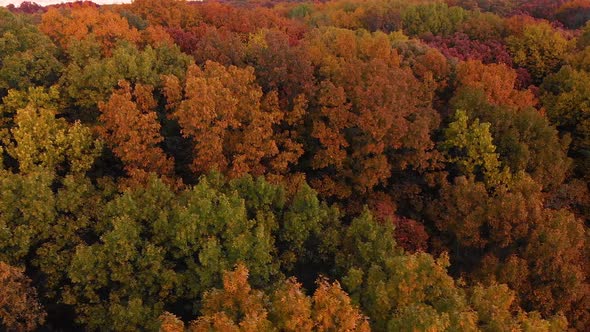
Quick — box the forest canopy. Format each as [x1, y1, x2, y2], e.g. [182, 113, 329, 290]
[0, 0, 589, 331]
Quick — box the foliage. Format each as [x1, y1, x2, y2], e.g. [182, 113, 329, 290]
[425, 32, 512, 65]
[451, 88, 571, 190]
[440, 109, 508, 188]
[506, 22, 569, 83]
[0, 0, 589, 330]
[541, 65, 590, 178]
[402, 3, 467, 37]
[0, 8, 62, 97]
[0, 261, 46, 331]
[59, 41, 192, 122]
[98, 81, 175, 187]
[163, 61, 301, 181]
[161, 264, 369, 332]
[40, 4, 141, 55]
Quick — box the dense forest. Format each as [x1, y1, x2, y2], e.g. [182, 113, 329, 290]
[0, 0, 589, 330]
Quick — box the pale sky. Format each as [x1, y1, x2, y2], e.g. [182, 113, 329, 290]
[1, 0, 130, 5]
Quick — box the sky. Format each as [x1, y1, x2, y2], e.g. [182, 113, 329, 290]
[1, 0, 130, 5]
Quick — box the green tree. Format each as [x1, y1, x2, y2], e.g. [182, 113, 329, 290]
[63, 176, 279, 330]
[541, 65, 590, 179]
[336, 210, 477, 331]
[0, 169, 55, 265]
[470, 283, 567, 332]
[1, 87, 101, 175]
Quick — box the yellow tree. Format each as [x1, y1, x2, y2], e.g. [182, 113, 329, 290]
[2, 87, 102, 175]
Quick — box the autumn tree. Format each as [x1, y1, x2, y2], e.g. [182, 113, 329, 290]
[431, 100, 587, 326]
[127, 0, 199, 29]
[0, 262, 46, 331]
[445, 0, 516, 16]
[6, 1, 46, 15]
[40, 4, 141, 55]
[335, 210, 478, 331]
[163, 61, 301, 181]
[245, 28, 314, 110]
[194, 2, 306, 39]
[425, 33, 513, 66]
[268, 277, 315, 331]
[577, 21, 590, 49]
[555, 0, 590, 28]
[506, 22, 569, 84]
[368, 193, 429, 252]
[59, 41, 192, 122]
[455, 60, 535, 109]
[310, 278, 371, 332]
[456, 10, 507, 41]
[140, 25, 175, 48]
[428, 173, 588, 328]
[0, 8, 62, 98]
[160, 255, 567, 331]
[169, 25, 246, 66]
[98, 80, 175, 187]
[516, 0, 569, 19]
[402, 3, 467, 37]
[390, 37, 451, 112]
[469, 283, 567, 331]
[449, 88, 571, 191]
[161, 264, 369, 332]
[188, 263, 273, 331]
[302, 28, 440, 201]
[1, 1, 589, 331]
[541, 65, 590, 179]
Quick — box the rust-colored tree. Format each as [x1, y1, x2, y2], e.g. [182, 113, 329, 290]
[160, 264, 369, 332]
[163, 61, 302, 182]
[303, 28, 440, 201]
[40, 4, 141, 55]
[455, 60, 536, 109]
[0, 262, 46, 331]
[98, 80, 175, 187]
[188, 263, 272, 331]
[127, 0, 198, 29]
